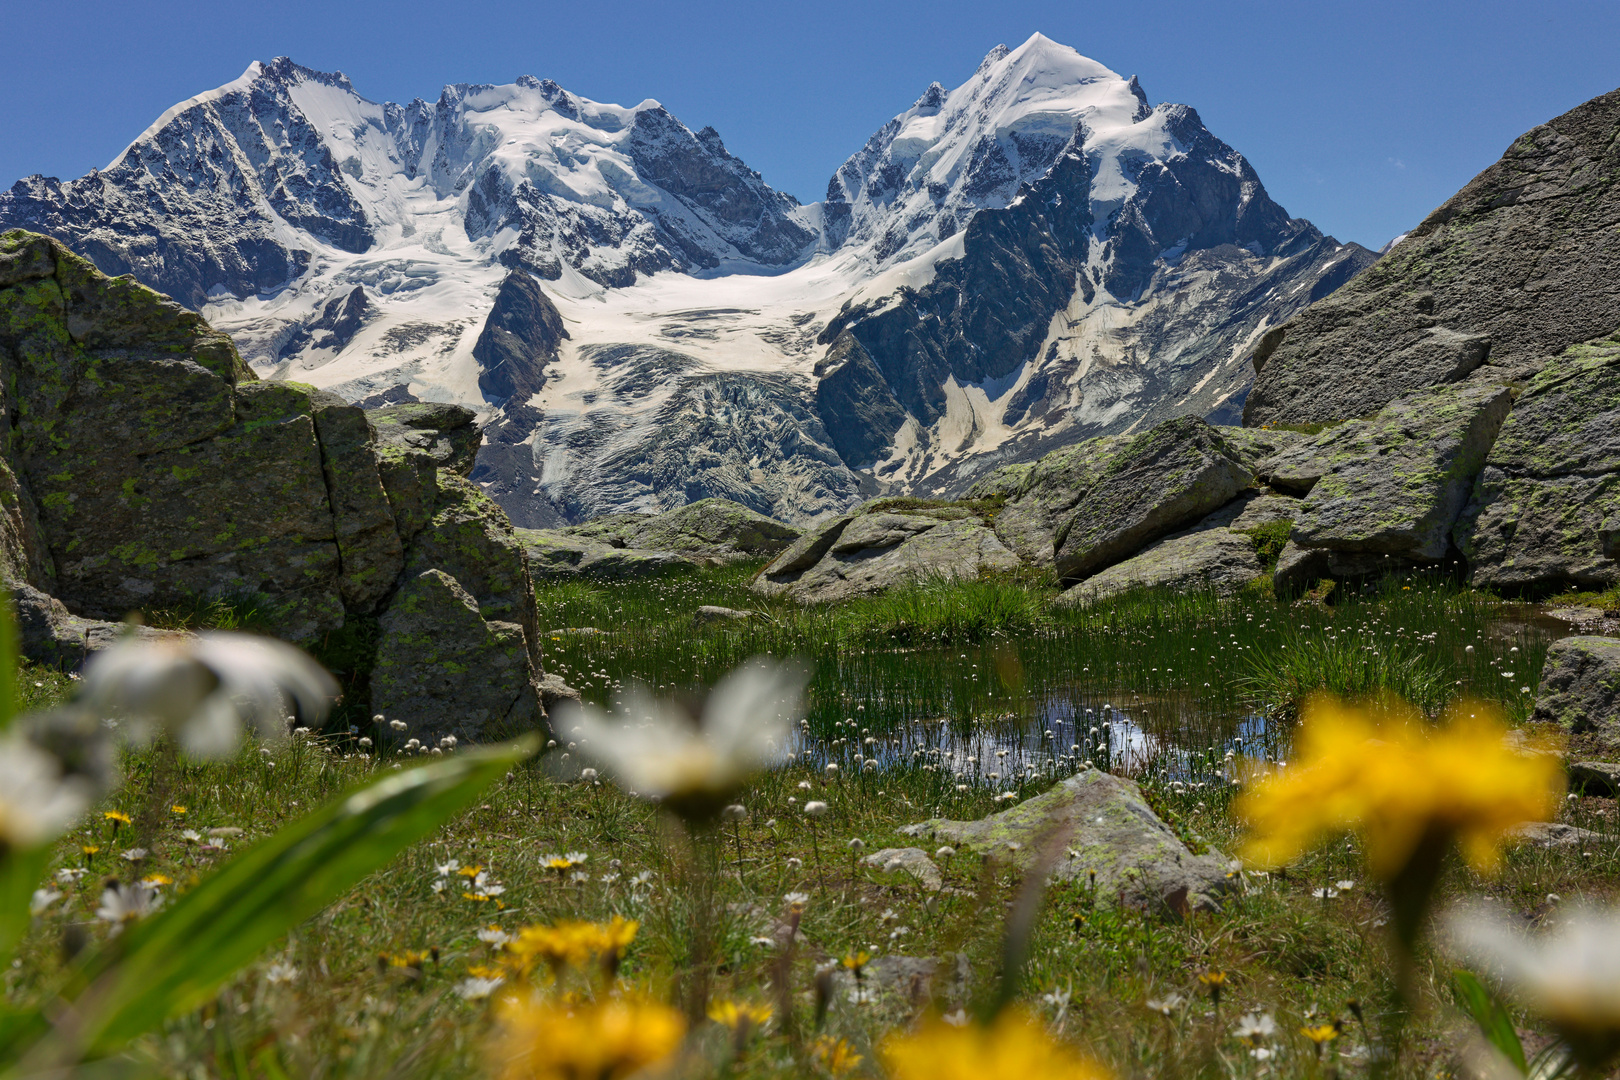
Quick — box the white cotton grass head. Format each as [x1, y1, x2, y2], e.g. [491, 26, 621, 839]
[556, 658, 806, 824]
[1446, 900, 1620, 1068]
[79, 632, 338, 759]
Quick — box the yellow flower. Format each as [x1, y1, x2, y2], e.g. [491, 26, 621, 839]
[80, 844, 100, 858]
[842, 951, 871, 973]
[1301, 1023, 1338, 1044]
[811, 1035, 864, 1078]
[504, 917, 639, 979]
[103, 810, 131, 827]
[492, 993, 685, 1080]
[708, 999, 772, 1029]
[882, 1011, 1108, 1080]
[458, 864, 484, 878]
[140, 874, 173, 887]
[1236, 696, 1561, 879]
[170, 805, 187, 815]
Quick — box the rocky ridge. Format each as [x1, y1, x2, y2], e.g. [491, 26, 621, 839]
[0, 229, 564, 743]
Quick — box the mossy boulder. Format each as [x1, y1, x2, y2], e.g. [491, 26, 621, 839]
[976, 435, 1125, 566]
[1456, 334, 1620, 591]
[752, 504, 1018, 604]
[1531, 635, 1620, 742]
[1052, 417, 1252, 582]
[518, 498, 801, 581]
[370, 569, 540, 742]
[1056, 527, 1263, 606]
[1246, 87, 1620, 425]
[1289, 382, 1512, 560]
[900, 770, 1234, 913]
[367, 401, 480, 476]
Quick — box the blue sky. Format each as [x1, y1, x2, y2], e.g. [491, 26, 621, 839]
[3, 0, 1616, 249]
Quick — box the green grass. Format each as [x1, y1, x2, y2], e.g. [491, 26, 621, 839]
[2, 564, 1593, 1077]
[143, 589, 295, 634]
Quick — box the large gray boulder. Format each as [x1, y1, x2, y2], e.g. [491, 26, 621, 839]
[1531, 635, 1620, 740]
[971, 435, 1125, 566]
[519, 498, 802, 582]
[366, 401, 480, 476]
[371, 569, 539, 742]
[1056, 527, 1263, 606]
[1053, 418, 1252, 582]
[900, 770, 1233, 913]
[1288, 382, 1512, 560]
[1246, 87, 1620, 426]
[752, 504, 1019, 604]
[1456, 335, 1620, 591]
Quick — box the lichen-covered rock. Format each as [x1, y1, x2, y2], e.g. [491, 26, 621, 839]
[367, 401, 480, 476]
[900, 770, 1233, 913]
[371, 569, 539, 742]
[1057, 528, 1262, 606]
[0, 456, 52, 589]
[11, 583, 188, 669]
[1290, 382, 1512, 560]
[375, 446, 439, 543]
[861, 847, 944, 890]
[521, 498, 803, 580]
[1246, 87, 1620, 426]
[1215, 426, 1309, 476]
[402, 472, 539, 665]
[1457, 335, 1620, 590]
[309, 390, 404, 612]
[1053, 418, 1252, 581]
[1531, 635, 1620, 740]
[985, 436, 1124, 566]
[752, 505, 1019, 604]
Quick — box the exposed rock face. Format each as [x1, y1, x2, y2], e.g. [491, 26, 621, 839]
[368, 402, 480, 476]
[1456, 335, 1620, 591]
[900, 770, 1233, 912]
[11, 583, 188, 670]
[371, 569, 540, 741]
[1286, 383, 1512, 560]
[1052, 418, 1251, 582]
[277, 286, 372, 361]
[752, 503, 1019, 604]
[473, 270, 569, 405]
[1531, 635, 1620, 740]
[1056, 527, 1262, 605]
[861, 848, 944, 891]
[1246, 87, 1620, 426]
[812, 333, 907, 469]
[0, 230, 549, 744]
[518, 498, 801, 581]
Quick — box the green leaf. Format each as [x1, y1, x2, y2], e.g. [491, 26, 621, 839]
[28, 739, 532, 1062]
[0, 846, 51, 966]
[1453, 967, 1528, 1075]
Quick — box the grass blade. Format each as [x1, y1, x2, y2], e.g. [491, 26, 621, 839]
[1452, 967, 1528, 1074]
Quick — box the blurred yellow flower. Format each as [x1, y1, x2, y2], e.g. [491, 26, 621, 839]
[1236, 696, 1560, 879]
[504, 917, 639, 979]
[708, 999, 772, 1045]
[881, 1010, 1108, 1080]
[811, 1035, 864, 1078]
[493, 993, 684, 1080]
[103, 810, 131, 827]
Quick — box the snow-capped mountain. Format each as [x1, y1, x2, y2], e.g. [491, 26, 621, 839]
[0, 34, 1377, 525]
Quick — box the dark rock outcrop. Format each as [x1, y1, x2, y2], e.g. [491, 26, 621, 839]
[473, 270, 569, 405]
[277, 286, 372, 360]
[1246, 86, 1620, 426]
[812, 332, 908, 469]
[1456, 334, 1620, 591]
[1531, 635, 1620, 742]
[518, 498, 802, 582]
[0, 230, 550, 745]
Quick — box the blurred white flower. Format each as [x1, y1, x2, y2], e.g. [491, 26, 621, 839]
[264, 962, 299, 985]
[477, 926, 511, 948]
[1233, 1012, 1277, 1045]
[0, 735, 96, 849]
[96, 882, 162, 931]
[80, 633, 337, 759]
[29, 888, 61, 915]
[558, 659, 805, 822]
[804, 801, 828, 817]
[455, 975, 504, 1000]
[1448, 901, 1620, 1068]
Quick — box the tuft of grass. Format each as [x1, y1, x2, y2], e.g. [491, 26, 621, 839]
[143, 590, 293, 634]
